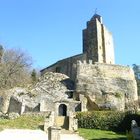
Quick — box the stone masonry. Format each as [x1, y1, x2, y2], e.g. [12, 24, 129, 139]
[76, 61, 138, 111]
[0, 13, 138, 117]
[40, 13, 138, 111]
[40, 14, 115, 81]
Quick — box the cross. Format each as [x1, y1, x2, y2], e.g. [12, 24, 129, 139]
[95, 8, 97, 14]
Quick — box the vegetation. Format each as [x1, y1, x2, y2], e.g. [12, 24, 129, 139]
[76, 111, 140, 132]
[0, 113, 136, 139]
[31, 69, 37, 83]
[0, 47, 33, 89]
[115, 92, 123, 99]
[132, 64, 140, 95]
[76, 111, 125, 131]
[0, 115, 44, 131]
[78, 128, 127, 140]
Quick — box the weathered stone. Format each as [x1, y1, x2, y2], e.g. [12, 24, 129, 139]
[48, 126, 61, 140]
[0, 13, 138, 117]
[0, 72, 79, 115]
[76, 63, 138, 111]
[0, 92, 11, 114]
[8, 112, 20, 120]
[131, 120, 140, 139]
[39, 13, 138, 112]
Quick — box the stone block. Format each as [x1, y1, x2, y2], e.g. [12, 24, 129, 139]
[48, 126, 61, 140]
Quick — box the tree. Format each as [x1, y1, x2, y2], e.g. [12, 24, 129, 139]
[31, 69, 37, 83]
[0, 48, 32, 89]
[0, 45, 3, 63]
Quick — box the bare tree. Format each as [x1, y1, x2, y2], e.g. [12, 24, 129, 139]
[0, 45, 3, 63]
[0, 48, 32, 89]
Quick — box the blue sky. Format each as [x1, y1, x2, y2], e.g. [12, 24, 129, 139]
[0, 0, 140, 69]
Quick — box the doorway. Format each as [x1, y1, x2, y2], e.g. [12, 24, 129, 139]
[58, 104, 67, 116]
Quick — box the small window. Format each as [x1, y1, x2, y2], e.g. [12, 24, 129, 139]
[56, 67, 61, 73]
[137, 73, 140, 79]
[66, 91, 73, 99]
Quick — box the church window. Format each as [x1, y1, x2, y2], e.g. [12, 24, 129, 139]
[56, 67, 61, 73]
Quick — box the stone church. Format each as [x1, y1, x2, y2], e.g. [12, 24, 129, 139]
[41, 14, 115, 81]
[41, 13, 138, 111]
[0, 14, 138, 125]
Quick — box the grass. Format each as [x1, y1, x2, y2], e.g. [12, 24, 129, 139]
[78, 128, 127, 140]
[0, 116, 130, 140]
[0, 115, 44, 131]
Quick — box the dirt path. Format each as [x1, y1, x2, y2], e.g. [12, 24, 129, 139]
[0, 129, 84, 140]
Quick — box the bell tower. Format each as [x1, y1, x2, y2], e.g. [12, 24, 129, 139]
[83, 14, 115, 64]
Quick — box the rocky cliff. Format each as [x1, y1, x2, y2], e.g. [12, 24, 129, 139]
[76, 62, 138, 111]
[0, 72, 74, 114]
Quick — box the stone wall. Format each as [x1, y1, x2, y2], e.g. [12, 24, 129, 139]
[41, 54, 86, 81]
[0, 72, 81, 115]
[77, 61, 135, 80]
[76, 61, 138, 111]
[8, 97, 22, 114]
[102, 25, 115, 64]
[83, 15, 115, 64]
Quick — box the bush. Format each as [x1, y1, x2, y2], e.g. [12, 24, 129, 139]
[118, 113, 140, 132]
[76, 111, 140, 132]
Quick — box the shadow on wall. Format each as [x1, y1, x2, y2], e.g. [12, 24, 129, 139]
[8, 97, 22, 114]
[60, 78, 75, 90]
[89, 138, 126, 140]
[8, 97, 40, 114]
[86, 95, 99, 111]
[62, 116, 69, 130]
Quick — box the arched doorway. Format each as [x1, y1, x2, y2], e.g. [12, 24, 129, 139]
[59, 104, 67, 116]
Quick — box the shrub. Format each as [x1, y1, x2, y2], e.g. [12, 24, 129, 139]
[76, 111, 140, 132]
[118, 113, 140, 132]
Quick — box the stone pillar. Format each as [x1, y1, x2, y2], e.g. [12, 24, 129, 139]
[20, 100, 25, 114]
[73, 118, 78, 131]
[1, 96, 10, 114]
[79, 95, 87, 111]
[40, 100, 47, 112]
[69, 112, 78, 131]
[44, 111, 55, 132]
[44, 118, 50, 132]
[48, 126, 61, 140]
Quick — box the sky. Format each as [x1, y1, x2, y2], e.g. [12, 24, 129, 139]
[0, 0, 140, 69]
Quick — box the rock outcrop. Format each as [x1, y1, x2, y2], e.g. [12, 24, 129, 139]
[76, 62, 138, 111]
[0, 72, 74, 114]
[0, 63, 138, 114]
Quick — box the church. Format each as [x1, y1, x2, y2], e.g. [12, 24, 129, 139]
[0, 13, 138, 131]
[41, 13, 138, 111]
[40, 14, 115, 81]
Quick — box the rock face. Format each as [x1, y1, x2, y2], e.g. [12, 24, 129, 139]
[76, 62, 138, 111]
[0, 72, 75, 114]
[32, 72, 74, 101]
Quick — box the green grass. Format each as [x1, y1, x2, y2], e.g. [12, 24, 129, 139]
[0, 116, 130, 140]
[0, 115, 44, 131]
[78, 128, 127, 140]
